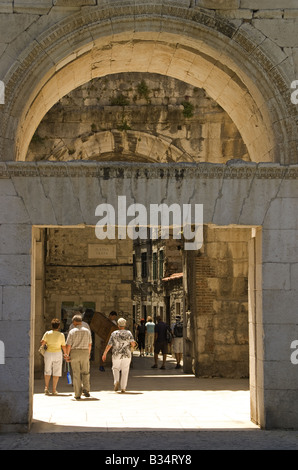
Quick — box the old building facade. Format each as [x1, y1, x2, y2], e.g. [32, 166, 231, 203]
[0, 1, 298, 432]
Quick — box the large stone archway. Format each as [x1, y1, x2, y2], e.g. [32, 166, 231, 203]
[0, 2, 298, 433]
[0, 3, 296, 164]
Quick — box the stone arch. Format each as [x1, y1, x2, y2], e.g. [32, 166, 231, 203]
[0, 3, 295, 163]
[33, 129, 194, 164]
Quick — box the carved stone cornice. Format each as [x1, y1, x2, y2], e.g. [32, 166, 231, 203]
[0, 161, 297, 180]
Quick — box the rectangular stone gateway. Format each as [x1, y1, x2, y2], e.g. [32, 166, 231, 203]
[0, 161, 297, 431]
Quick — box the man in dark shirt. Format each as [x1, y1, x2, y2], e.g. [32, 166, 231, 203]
[151, 316, 171, 370]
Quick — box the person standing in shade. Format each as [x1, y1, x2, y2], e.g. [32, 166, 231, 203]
[145, 316, 155, 356]
[65, 313, 92, 400]
[171, 315, 183, 369]
[151, 316, 171, 370]
[136, 318, 146, 357]
[102, 317, 136, 393]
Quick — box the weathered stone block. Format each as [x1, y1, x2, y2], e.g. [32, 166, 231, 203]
[252, 19, 298, 48]
[263, 289, 298, 324]
[262, 229, 298, 263]
[11, 176, 58, 225]
[3, 286, 31, 321]
[196, 0, 240, 9]
[263, 389, 298, 429]
[0, 286, 2, 320]
[264, 358, 298, 390]
[13, 0, 52, 14]
[0, 13, 38, 43]
[0, 196, 30, 224]
[263, 198, 298, 230]
[241, 0, 298, 8]
[0, 391, 29, 428]
[0, 224, 31, 254]
[0, 255, 31, 286]
[0, 357, 30, 392]
[53, 0, 96, 6]
[0, 179, 17, 196]
[0, 2, 13, 13]
[263, 262, 291, 291]
[0, 321, 30, 361]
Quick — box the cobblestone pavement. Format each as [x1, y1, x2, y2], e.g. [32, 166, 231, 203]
[1, 354, 298, 450]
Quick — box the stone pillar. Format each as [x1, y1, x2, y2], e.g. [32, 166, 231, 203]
[260, 186, 298, 429]
[248, 226, 263, 427]
[0, 179, 32, 431]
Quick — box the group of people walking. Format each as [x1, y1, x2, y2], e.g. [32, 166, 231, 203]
[40, 312, 183, 398]
[136, 315, 183, 370]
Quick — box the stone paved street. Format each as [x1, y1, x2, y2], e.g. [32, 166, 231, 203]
[1, 354, 298, 450]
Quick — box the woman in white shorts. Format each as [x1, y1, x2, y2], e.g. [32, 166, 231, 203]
[102, 318, 136, 393]
[41, 318, 67, 395]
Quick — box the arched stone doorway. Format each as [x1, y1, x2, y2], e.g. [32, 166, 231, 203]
[0, 3, 297, 432]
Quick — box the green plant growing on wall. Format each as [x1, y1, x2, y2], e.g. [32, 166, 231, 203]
[110, 93, 130, 106]
[118, 119, 131, 131]
[181, 101, 194, 118]
[137, 80, 151, 103]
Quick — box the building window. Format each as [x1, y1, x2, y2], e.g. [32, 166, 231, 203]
[176, 302, 181, 315]
[141, 252, 147, 278]
[159, 250, 164, 278]
[152, 252, 157, 280]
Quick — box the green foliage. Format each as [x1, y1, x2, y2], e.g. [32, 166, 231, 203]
[117, 120, 131, 131]
[137, 80, 151, 102]
[110, 94, 130, 106]
[182, 101, 194, 118]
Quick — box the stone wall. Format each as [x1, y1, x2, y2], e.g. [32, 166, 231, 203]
[0, 162, 297, 430]
[194, 225, 250, 378]
[27, 73, 248, 164]
[44, 227, 132, 319]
